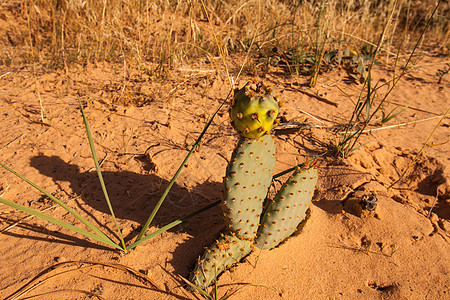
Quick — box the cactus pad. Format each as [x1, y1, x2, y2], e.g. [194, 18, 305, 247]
[255, 166, 318, 250]
[190, 234, 253, 290]
[230, 82, 279, 139]
[223, 134, 276, 240]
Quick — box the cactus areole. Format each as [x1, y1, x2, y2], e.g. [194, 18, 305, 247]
[230, 82, 280, 139]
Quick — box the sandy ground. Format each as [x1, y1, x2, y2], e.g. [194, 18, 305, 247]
[0, 56, 449, 299]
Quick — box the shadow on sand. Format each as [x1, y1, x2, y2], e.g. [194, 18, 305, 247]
[26, 154, 225, 279]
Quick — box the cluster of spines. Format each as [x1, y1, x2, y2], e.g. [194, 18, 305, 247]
[189, 233, 253, 290]
[255, 166, 318, 249]
[230, 82, 280, 139]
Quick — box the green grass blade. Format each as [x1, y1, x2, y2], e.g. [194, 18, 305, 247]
[382, 104, 410, 124]
[128, 200, 221, 250]
[348, 141, 370, 154]
[365, 74, 372, 121]
[78, 99, 127, 251]
[0, 162, 117, 247]
[0, 197, 123, 250]
[179, 276, 212, 299]
[135, 91, 231, 242]
[214, 276, 218, 299]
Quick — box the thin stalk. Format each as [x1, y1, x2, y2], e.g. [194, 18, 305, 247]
[135, 91, 231, 242]
[78, 98, 126, 251]
[340, 115, 445, 134]
[199, 0, 231, 87]
[1, 204, 57, 234]
[272, 155, 323, 179]
[310, 0, 327, 87]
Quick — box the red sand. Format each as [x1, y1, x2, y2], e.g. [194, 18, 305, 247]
[0, 57, 449, 299]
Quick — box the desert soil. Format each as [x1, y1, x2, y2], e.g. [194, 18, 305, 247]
[0, 55, 449, 299]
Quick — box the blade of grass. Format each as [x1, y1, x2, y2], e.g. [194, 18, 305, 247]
[0, 197, 122, 250]
[78, 98, 126, 251]
[1, 204, 57, 234]
[179, 275, 212, 299]
[214, 275, 218, 299]
[129, 199, 221, 250]
[340, 114, 446, 134]
[134, 91, 231, 243]
[310, 0, 328, 87]
[15, 290, 106, 300]
[0, 162, 117, 247]
[199, 0, 231, 87]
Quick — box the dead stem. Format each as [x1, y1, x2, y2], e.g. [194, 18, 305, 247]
[340, 115, 447, 135]
[5, 260, 165, 300]
[0, 134, 26, 152]
[389, 107, 449, 189]
[16, 289, 106, 300]
[427, 188, 440, 218]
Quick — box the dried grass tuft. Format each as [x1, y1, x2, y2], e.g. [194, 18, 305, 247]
[1, 1, 448, 69]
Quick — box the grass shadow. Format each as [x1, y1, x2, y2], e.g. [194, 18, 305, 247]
[0, 218, 112, 251]
[29, 154, 223, 246]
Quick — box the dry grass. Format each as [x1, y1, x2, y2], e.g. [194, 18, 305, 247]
[1, 0, 448, 71]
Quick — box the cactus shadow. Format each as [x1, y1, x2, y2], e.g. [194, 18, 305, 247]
[274, 130, 330, 157]
[29, 154, 223, 251]
[169, 204, 225, 283]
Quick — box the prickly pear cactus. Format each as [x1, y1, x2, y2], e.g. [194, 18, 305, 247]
[255, 166, 318, 250]
[190, 81, 319, 291]
[189, 234, 253, 290]
[230, 82, 279, 139]
[222, 134, 276, 240]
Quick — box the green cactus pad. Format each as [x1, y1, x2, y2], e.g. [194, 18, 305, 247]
[230, 82, 279, 139]
[189, 234, 253, 290]
[223, 134, 276, 240]
[255, 166, 318, 250]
